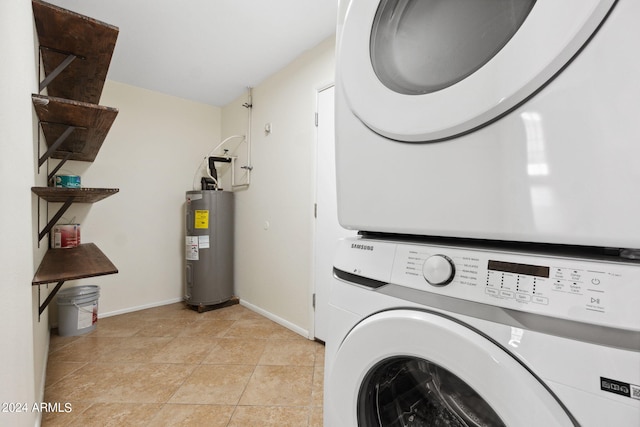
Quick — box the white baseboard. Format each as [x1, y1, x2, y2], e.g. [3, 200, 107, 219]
[97, 297, 311, 340]
[240, 299, 310, 339]
[98, 297, 183, 318]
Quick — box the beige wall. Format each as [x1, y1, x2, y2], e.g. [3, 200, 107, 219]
[0, 1, 39, 426]
[222, 36, 336, 336]
[52, 81, 222, 319]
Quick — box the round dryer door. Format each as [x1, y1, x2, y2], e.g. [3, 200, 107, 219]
[325, 309, 577, 426]
[337, 0, 616, 142]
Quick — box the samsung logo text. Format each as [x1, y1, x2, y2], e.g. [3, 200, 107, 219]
[351, 244, 374, 251]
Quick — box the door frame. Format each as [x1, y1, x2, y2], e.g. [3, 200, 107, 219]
[310, 83, 357, 341]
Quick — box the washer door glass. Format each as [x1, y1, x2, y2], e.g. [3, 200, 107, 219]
[325, 310, 577, 426]
[371, 0, 536, 95]
[359, 356, 505, 426]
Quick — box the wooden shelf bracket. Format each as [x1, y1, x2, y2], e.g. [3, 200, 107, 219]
[37, 122, 80, 167]
[47, 151, 73, 183]
[38, 196, 74, 242]
[37, 280, 65, 319]
[38, 48, 79, 93]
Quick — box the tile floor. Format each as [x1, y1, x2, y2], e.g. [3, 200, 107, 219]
[43, 302, 324, 426]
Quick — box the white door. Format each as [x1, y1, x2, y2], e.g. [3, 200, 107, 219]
[338, 0, 615, 141]
[313, 86, 356, 342]
[326, 309, 576, 426]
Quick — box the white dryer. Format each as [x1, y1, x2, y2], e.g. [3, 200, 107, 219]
[324, 238, 640, 426]
[335, 0, 640, 249]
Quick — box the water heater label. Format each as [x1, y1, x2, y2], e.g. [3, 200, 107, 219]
[186, 236, 199, 260]
[195, 210, 209, 229]
[198, 235, 210, 249]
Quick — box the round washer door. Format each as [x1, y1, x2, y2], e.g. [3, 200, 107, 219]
[337, 0, 616, 142]
[325, 310, 576, 426]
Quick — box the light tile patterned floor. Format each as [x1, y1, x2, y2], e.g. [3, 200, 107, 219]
[43, 302, 324, 426]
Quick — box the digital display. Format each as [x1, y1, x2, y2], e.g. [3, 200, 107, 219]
[488, 260, 550, 278]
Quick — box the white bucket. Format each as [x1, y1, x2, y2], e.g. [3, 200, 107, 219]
[56, 285, 100, 336]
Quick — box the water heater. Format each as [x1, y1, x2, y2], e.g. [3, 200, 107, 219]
[185, 190, 234, 310]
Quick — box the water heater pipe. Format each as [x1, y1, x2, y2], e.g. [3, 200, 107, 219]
[192, 134, 245, 191]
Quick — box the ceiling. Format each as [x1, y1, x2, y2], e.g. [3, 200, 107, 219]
[46, 0, 339, 107]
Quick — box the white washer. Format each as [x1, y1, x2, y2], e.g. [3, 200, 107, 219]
[324, 237, 640, 426]
[335, 0, 640, 249]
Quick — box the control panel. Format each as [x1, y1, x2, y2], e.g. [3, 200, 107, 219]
[334, 238, 640, 331]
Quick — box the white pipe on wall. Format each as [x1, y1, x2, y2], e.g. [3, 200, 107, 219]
[232, 87, 253, 190]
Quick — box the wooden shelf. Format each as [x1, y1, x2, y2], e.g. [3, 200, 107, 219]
[31, 187, 119, 242]
[32, 0, 119, 104]
[32, 94, 118, 163]
[31, 187, 119, 203]
[30, 1, 120, 320]
[33, 243, 118, 285]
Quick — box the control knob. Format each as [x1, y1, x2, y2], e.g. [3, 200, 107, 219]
[422, 254, 455, 286]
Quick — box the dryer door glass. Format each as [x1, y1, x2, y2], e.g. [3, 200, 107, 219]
[370, 0, 536, 95]
[358, 356, 505, 427]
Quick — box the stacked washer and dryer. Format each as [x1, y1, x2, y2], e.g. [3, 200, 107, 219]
[326, 0, 640, 426]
